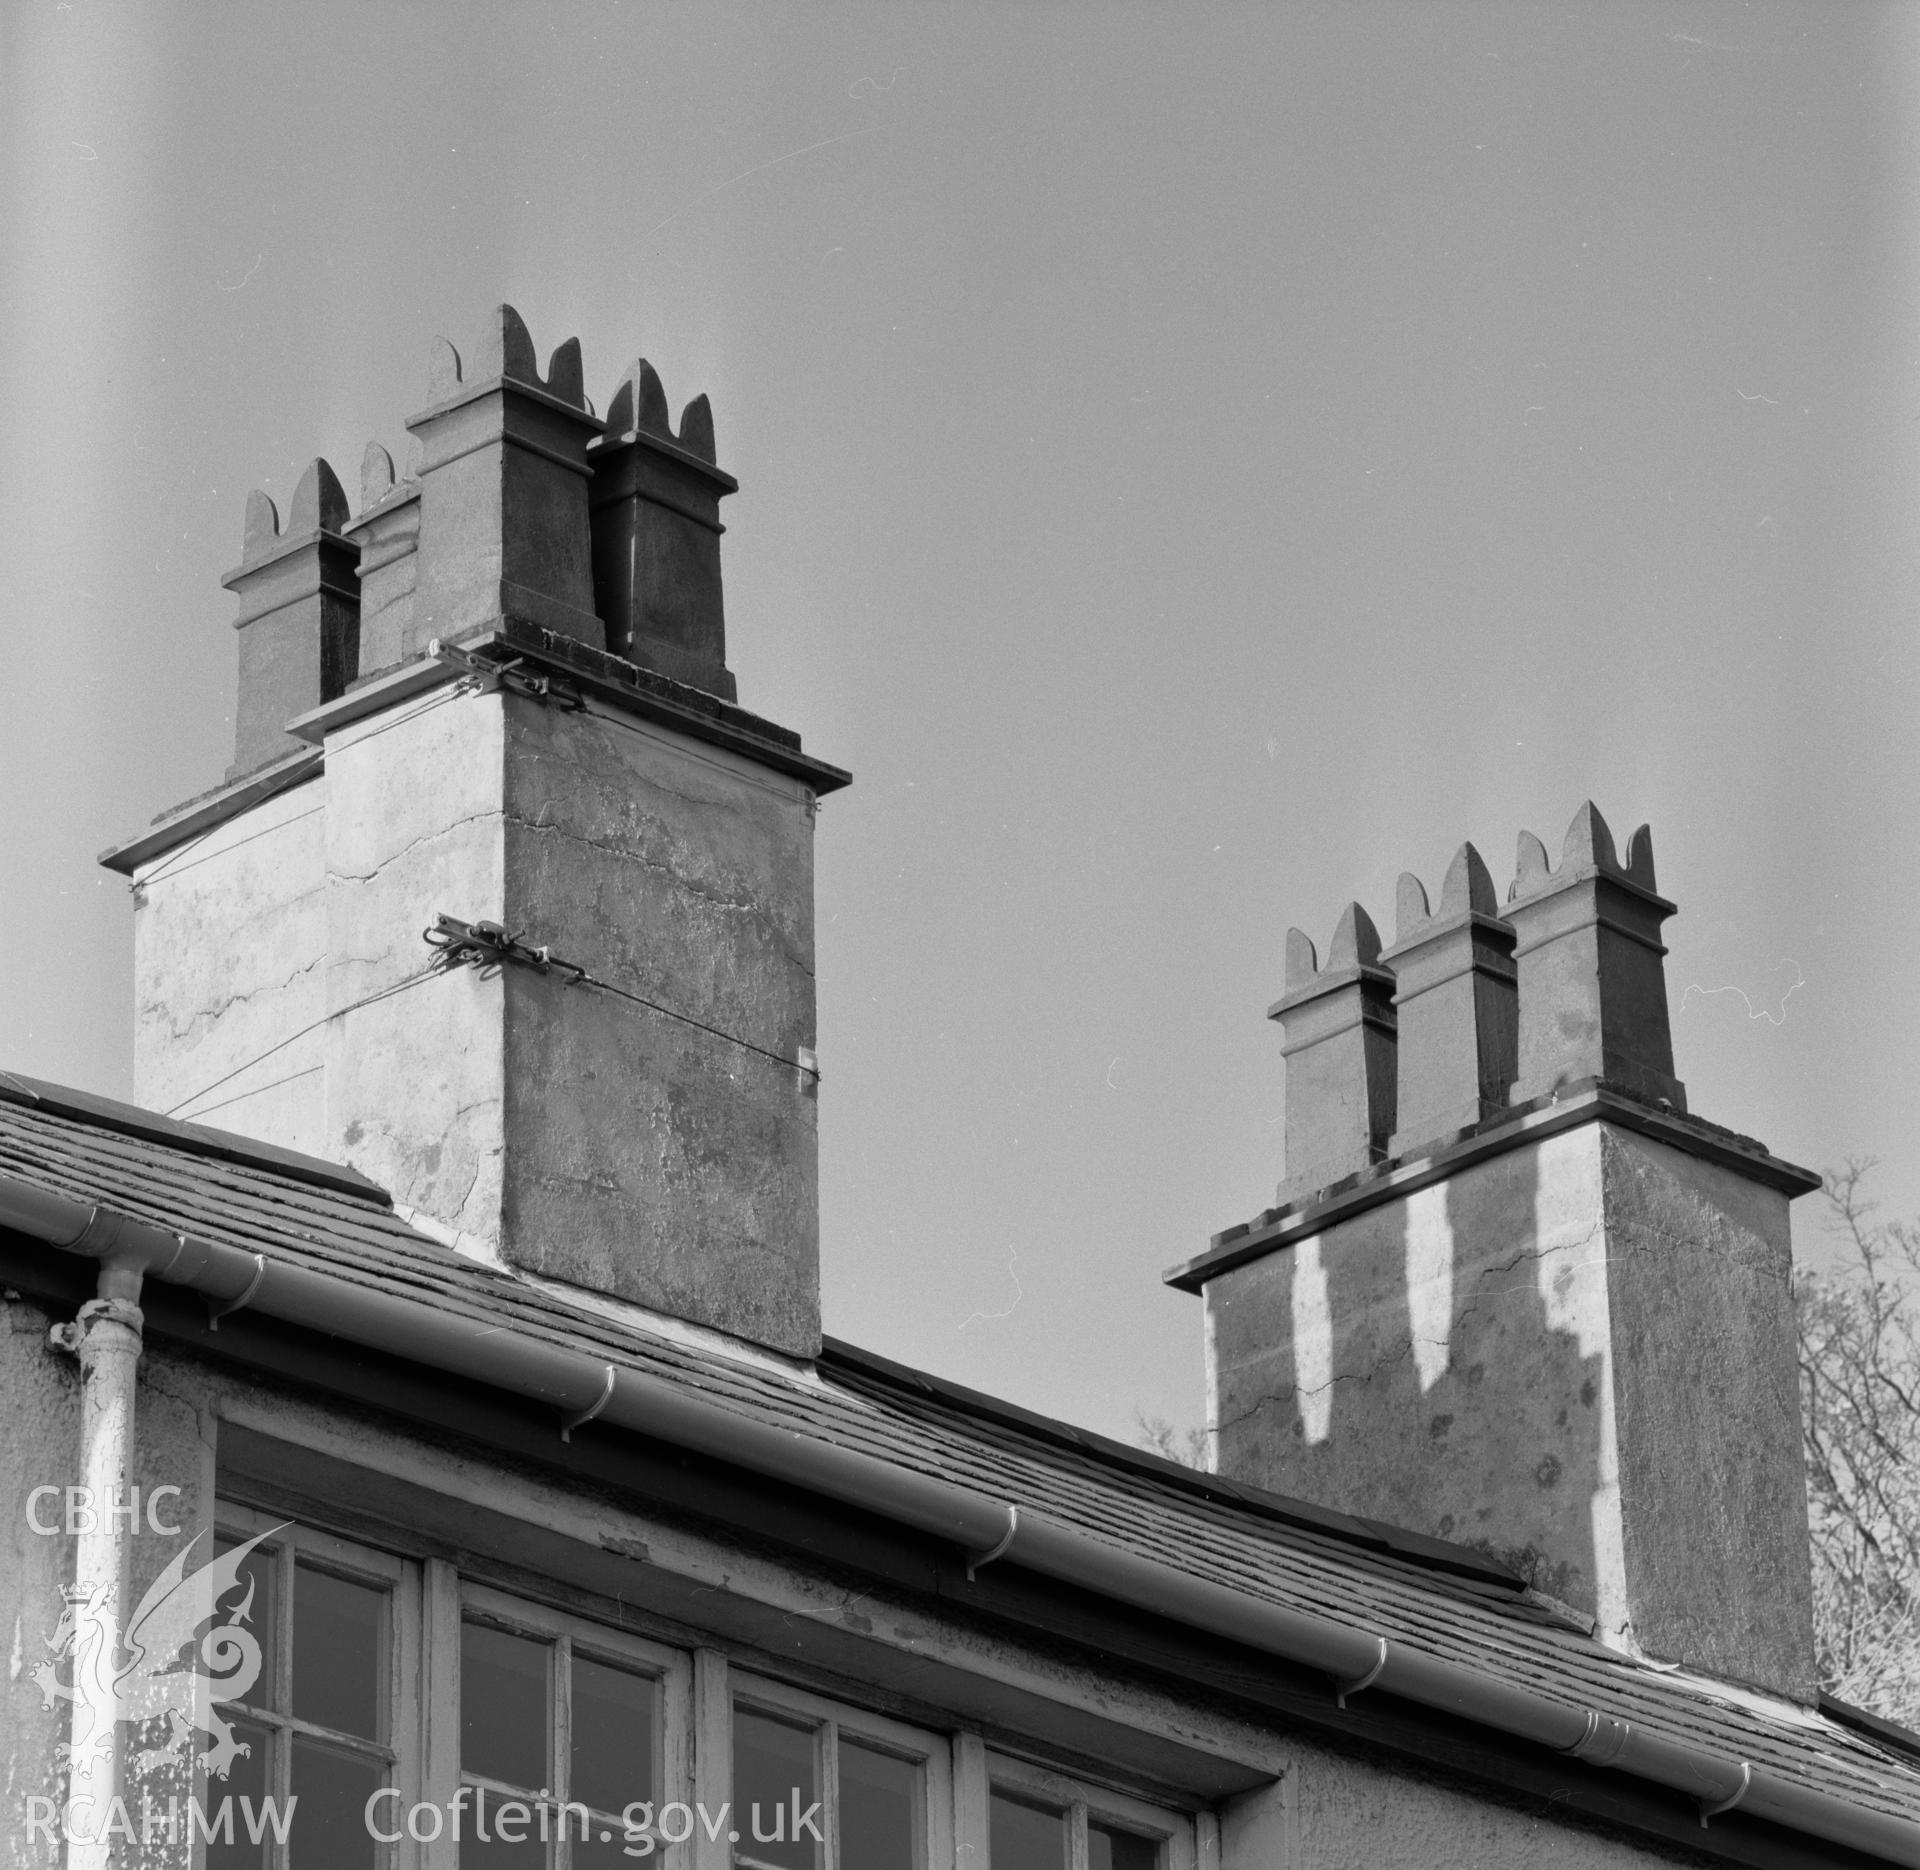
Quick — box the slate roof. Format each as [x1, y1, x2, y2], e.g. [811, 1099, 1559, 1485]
[1, 1074, 1917, 1830]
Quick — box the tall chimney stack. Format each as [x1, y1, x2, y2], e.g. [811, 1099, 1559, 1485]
[107, 306, 849, 1360]
[1172, 803, 1820, 1700]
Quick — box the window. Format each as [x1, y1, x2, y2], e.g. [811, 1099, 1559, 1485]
[985, 1756, 1195, 1870]
[208, 1508, 418, 1870]
[730, 1675, 950, 1870]
[206, 1500, 1204, 1870]
[457, 1582, 690, 1868]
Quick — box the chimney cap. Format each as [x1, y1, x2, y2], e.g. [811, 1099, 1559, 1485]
[1509, 801, 1668, 910]
[220, 457, 351, 587]
[1389, 842, 1501, 949]
[1270, 903, 1393, 1020]
[593, 358, 740, 494]
[409, 304, 605, 432]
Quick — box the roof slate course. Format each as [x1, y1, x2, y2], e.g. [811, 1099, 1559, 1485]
[1, 1090, 1916, 1826]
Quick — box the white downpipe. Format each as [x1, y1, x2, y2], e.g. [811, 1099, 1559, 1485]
[53, 1258, 145, 1870]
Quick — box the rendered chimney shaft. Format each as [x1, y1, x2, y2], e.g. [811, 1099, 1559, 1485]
[118, 306, 845, 1360]
[1186, 803, 1819, 1700]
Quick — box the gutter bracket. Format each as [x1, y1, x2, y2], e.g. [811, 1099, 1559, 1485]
[1335, 1636, 1389, 1709]
[560, 1364, 618, 1443]
[966, 1505, 1020, 1581]
[1699, 1762, 1752, 1827]
[207, 1253, 269, 1330]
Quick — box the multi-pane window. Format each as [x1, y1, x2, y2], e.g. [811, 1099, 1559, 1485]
[208, 1510, 417, 1870]
[458, 1583, 688, 1868]
[206, 1502, 1202, 1870]
[985, 1756, 1194, 1870]
[730, 1675, 949, 1870]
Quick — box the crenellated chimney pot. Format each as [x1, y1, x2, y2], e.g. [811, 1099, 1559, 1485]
[1269, 903, 1396, 1200]
[1382, 842, 1517, 1154]
[221, 458, 359, 779]
[1505, 801, 1684, 1113]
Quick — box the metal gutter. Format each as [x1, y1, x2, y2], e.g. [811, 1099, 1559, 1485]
[8, 1180, 1917, 1868]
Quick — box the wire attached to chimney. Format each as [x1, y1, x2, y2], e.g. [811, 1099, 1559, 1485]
[163, 962, 447, 1119]
[424, 912, 820, 1081]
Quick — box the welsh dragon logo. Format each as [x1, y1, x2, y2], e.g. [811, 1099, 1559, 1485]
[33, 1525, 285, 1782]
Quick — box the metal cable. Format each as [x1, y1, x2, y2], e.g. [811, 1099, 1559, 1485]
[163, 963, 446, 1119]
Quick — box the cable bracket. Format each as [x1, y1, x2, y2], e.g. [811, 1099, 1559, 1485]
[430, 638, 585, 712]
[425, 913, 587, 984]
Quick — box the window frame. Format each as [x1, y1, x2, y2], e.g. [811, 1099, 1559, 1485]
[984, 1752, 1197, 1870]
[451, 1577, 694, 1866]
[210, 1502, 423, 1870]
[728, 1670, 953, 1870]
[209, 1499, 1216, 1870]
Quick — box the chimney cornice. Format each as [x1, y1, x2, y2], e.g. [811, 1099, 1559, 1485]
[1166, 1078, 1820, 1293]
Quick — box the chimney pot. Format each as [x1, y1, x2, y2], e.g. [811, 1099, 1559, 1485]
[222, 457, 359, 777]
[1505, 802, 1684, 1112]
[344, 442, 423, 682]
[406, 304, 606, 649]
[1382, 842, 1517, 1154]
[587, 358, 739, 700]
[1269, 903, 1396, 1199]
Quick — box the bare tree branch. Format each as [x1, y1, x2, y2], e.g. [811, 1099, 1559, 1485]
[1798, 1160, 1920, 1722]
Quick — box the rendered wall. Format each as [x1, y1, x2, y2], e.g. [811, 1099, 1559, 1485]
[496, 691, 818, 1353]
[1205, 1120, 1814, 1699]
[323, 678, 821, 1352]
[1267, 1736, 1715, 1869]
[131, 778, 328, 1150]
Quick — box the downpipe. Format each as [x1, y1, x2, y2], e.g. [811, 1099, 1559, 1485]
[44, 1223, 147, 1870]
[6, 1179, 1918, 1868]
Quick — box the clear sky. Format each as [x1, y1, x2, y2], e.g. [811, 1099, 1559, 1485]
[3, 2, 1917, 1445]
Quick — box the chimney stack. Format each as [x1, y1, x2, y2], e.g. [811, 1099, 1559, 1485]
[1173, 803, 1820, 1700]
[108, 306, 849, 1360]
